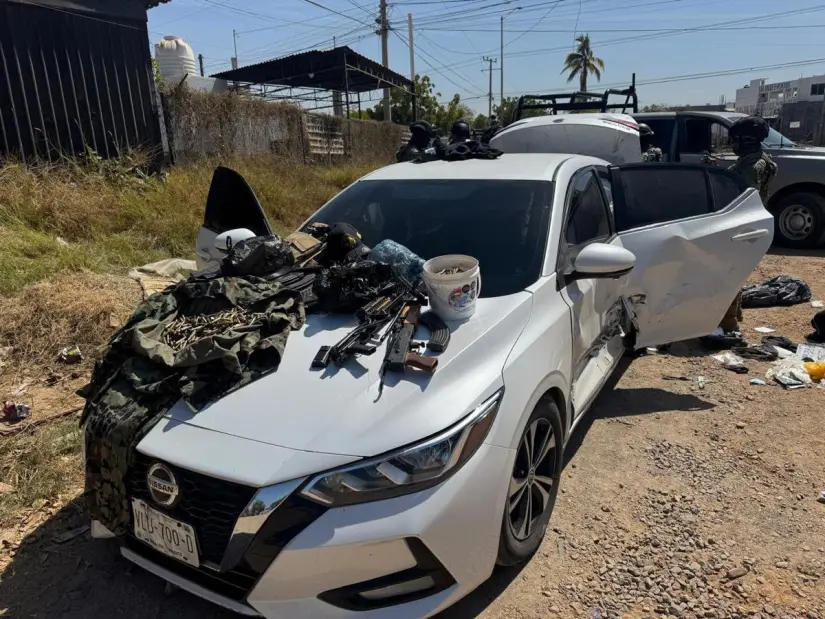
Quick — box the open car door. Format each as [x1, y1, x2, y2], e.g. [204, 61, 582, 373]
[610, 163, 773, 348]
[195, 167, 272, 270]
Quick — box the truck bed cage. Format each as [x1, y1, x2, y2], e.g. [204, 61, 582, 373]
[514, 74, 638, 121]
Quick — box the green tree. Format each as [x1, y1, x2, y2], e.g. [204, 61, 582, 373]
[472, 113, 489, 129]
[562, 34, 605, 93]
[494, 96, 544, 126]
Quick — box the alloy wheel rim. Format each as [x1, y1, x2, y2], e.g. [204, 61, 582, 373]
[779, 204, 814, 241]
[508, 418, 557, 541]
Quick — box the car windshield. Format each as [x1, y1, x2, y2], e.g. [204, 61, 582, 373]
[305, 179, 553, 298]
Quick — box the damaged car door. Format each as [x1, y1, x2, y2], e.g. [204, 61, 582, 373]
[195, 166, 272, 269]
[609, 163, 773, 348]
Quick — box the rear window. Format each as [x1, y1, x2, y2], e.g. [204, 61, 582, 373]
[305, 179, 553, 297]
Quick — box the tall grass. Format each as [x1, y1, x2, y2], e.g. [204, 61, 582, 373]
[0, 157, 376, 294]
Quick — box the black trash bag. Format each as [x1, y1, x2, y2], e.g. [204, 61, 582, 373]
[741, 276, 812, 308]
[222, 234, 294, 277]
[808, 310, 825, 343]
[313, 260, 395, 313]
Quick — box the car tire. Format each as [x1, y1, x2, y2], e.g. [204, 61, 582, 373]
[773, 192, 825, 249]
[496, 398, 564, 567]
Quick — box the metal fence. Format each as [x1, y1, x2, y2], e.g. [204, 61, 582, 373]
[778, 100, 824, 145]
[0, 0, 164, 163]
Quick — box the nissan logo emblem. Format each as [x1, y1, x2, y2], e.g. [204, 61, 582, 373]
[146, 463, 179, 508]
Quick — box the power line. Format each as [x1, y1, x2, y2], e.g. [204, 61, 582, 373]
[503, 0, 564, 47]
[421, 24, 825, 32]
[295, 0, 372, 25]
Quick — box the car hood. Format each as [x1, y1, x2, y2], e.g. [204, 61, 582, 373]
[766, 145, 825, 158]
[161, 293, 533, 458]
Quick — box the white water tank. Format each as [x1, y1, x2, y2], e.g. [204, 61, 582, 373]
[154, 35, 197, 80]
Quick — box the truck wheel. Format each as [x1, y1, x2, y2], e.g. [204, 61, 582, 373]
[496, 398, 564, 567]
[773, 192, 825, 249]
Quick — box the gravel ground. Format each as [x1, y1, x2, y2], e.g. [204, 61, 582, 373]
[1, 250, 823, 619]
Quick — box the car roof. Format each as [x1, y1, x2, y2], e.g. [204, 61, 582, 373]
[360, 153, 585, 182]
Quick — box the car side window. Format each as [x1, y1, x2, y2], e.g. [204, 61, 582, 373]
[565, 170, 611, 246]
[596, 168, 613, 211]
[612, 166, 712, 231]
[708, 168, 748, 210]
[680, 117, 713, 153]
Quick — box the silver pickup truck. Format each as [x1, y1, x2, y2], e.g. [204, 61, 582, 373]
[634, 111, 825, 249]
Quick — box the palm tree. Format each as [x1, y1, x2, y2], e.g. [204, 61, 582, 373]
[562, 34, 605, 93]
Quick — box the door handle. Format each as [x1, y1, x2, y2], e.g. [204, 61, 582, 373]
[731, 229, 769, 242]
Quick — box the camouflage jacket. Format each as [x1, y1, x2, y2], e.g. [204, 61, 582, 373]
[81, 275, 305, 534]
[728, 151, 778, 201]
[641, 146, 663, 162]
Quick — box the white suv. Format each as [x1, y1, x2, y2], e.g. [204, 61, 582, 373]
[95, 153, 772, 618]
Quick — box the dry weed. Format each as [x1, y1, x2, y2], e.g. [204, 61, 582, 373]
[0, 272, 141, 371]
[0, 418, 84, 528]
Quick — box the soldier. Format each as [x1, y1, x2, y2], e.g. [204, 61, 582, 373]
[395, 120, 439, 163]
[718, 115, 778, 333]
[638, 123, 662, 162]
[481, 114, 502, 145]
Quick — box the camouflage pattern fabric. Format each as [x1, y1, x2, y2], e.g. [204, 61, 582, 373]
[641, 146, 663, 162]
[719, 290, 744, 333]
[728, 151, 778, 201]
[80, 275, 305, 534]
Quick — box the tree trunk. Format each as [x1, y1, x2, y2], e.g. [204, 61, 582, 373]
[580, 72, 587, 93]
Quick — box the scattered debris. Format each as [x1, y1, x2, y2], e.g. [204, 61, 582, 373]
[2, 401, 31, 423]
[804, 360, 825, 381]
[51, 525, 90, 544]
[796, 343, 825, 362]
[763, 335, 798, 353]
[55, 236, 69, 246]
[749, 377, 767, 386]
[0, 482, 15, 494]
[817, 491, 825, 504]
[733, 344, 778, 361]
[766, 358, 812, 389]
[712, 352, 748, 374]
[812, 300, 824, 309]
[43, 372, 63, 386]
[57, 345, 83, 364]
[754, 326, 776, 333]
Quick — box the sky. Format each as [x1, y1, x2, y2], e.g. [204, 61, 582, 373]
[146, 0, 825, 115]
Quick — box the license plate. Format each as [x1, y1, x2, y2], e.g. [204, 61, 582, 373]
[132, 498, 199, 567]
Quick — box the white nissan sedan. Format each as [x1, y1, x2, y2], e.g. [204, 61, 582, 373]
[94, 153, 772, 618]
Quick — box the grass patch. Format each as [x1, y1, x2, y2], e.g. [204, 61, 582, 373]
[0, 419, 84, 528]
[0, 158, 377, 294]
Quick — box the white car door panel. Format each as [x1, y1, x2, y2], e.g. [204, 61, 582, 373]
[557, 167, 627, 416]
[610, 163, 773, 349]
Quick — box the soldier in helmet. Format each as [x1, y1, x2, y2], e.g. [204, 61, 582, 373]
[481, 114, 502, 145]
[449, 119, 471, 144]
[639, 123, 662, 162]
[717, 115, 778, 333]
[396, 120, 440, 163]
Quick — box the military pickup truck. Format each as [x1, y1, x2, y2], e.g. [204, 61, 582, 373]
[634, 111, 825, 249]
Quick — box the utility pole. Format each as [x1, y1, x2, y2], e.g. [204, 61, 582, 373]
[408, 13, 416, 120]
[232, 29, 238, 66]
[483, 56, 498, 118]
[198, 53, 204, 77]
[500, 16, 504, 109]
[379, 0, 391, 122]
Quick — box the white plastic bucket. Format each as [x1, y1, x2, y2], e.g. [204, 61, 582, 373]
[422, 255, 481, 321]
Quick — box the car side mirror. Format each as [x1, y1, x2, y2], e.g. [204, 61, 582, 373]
[570, 243, 636, 281]
[214, 228, 256, 255]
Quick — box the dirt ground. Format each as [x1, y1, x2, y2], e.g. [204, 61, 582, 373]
[1, 250, 823, 619]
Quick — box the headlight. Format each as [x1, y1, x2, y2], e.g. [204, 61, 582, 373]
[300, 390, 503, 507]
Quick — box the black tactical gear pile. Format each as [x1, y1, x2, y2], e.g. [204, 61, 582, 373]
[81, 273, 305, 534]
[81, 224, 412, 534]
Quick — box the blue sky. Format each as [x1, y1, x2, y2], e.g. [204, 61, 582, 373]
[147, 0, 825, 115]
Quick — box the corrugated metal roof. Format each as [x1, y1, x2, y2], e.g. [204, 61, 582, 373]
[211, 46, 413, 94]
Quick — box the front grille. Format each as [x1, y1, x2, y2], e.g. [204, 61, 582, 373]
[128, 452, 257, 565]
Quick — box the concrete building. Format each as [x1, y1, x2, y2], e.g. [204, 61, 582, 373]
[735, 74, 825, 117]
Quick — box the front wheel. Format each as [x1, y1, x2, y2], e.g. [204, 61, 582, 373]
[496, 399, 564, 567]
[773, 192, 825, 249]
